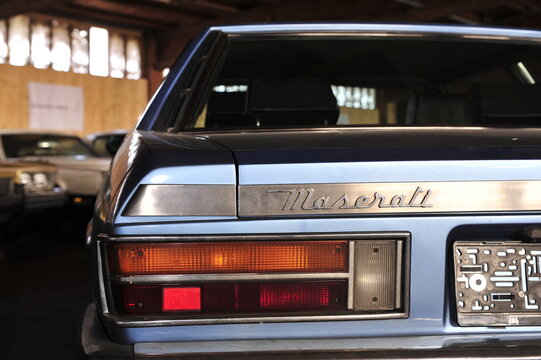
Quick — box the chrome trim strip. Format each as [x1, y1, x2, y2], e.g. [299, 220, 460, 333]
[218, 24, 541, 43]
[124, 184, 236, 216]
[347, 240, 355, 310]
[112, 272, 349, 284]
[239, 181, 541, 216]
[96, 240, 109, 314]
[396, 240, 403, 309]
[134, 332, 541, 356]
[105, 232, 411, 243]
[105, 311, 408, 327]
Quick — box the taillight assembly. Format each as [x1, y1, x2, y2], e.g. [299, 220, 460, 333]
[104, 236, 408, 323]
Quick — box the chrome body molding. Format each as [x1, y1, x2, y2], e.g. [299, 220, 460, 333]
[123, 180, 541, 218]
[134, 332, 541, 356]
[104, 311, 408, 328]
[111, 272, 350, 284]
[104, 232, 411, 242]
[124, 184, 236, 216]
[239, 181, 541, 216]
[217, 23, 541, 43]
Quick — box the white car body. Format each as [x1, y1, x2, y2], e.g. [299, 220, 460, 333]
[0, 131, 110, 197]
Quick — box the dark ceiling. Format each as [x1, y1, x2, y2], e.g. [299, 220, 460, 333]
[1, 0, 540, 72]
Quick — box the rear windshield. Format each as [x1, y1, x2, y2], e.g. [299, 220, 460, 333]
[2, 134, 98, 158]
[190, 37, 541, 129]
[92, 134, 126, 157]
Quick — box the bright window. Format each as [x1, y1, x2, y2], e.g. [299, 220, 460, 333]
[331, 86, 376, 110]
[110, 33, 126, 78]
[1, 16, 142, 79]
[31, 21, 51, 69]
[51, 21, 71, 72]
[89, 27, 109, 77]
[0, 20, 8, 63]
[126, 38, 141, 80]
[8, 15, 30, 66]
[72, 28, 89, 74]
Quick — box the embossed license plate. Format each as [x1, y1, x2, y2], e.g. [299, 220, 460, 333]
[454, 241, 541, 326]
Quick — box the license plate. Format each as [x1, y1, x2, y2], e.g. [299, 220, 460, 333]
[454, 241, 541, 326]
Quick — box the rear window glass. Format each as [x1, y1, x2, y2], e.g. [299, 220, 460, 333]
[190, 38, 541, 129]
[2, 134, 98, 157]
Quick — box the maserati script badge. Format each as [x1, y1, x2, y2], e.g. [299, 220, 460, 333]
[268, 186, 433, 211]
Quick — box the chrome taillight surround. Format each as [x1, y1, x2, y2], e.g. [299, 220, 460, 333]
[98, 233, 410, 327]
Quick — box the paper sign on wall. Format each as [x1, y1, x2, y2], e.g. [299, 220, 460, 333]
[28, 82, 84, 131]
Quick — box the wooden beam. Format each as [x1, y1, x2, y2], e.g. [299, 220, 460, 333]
[0, 0, 73, 18]
[154, 0, 389, 67]
[155, 0, 525, 67]
[378, 0, 516, 22]
[495, 10, 541, 27]
[502, 0, 538, 13]
[448, 13, 482, 25]
[144, 32, 165, 96]
[192, 1, 239, 15]
[47, 4, 170, 30]
[168, 0, 240, 17]
[71, 0, 202, 25]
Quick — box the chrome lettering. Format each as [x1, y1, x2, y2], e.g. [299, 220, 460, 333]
[269, 186, 433, 212]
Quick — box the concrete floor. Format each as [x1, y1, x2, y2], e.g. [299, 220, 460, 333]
[0, 220, 91, 360]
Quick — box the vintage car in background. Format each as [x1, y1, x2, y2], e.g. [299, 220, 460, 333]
[0, 163, 24, 225]
[0, 160, 65, 242]
[0, 131, 110, 206]
[2, 160, 65, 212]
[83, 24, 541, 359]
[86, 130, 128, 157]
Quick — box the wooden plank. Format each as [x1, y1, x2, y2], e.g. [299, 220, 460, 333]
[153, 0, 519, 66]
[153, 0, 389, 67]
[0, 0, 73, 18]
[195, 1, 239, 14]
[378, 0, 516, 22]
[0, 64, 148, 135]
[71, 0, 202, 25]
[144, 33, 165, 99]
[46, 4, 169, 30]
[146, 0, 242, 18]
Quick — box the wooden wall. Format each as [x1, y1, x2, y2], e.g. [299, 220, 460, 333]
[0, 63, 148, 135]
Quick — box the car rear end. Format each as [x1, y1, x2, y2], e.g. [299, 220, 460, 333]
[83, 24, 541, 359]
[82, 129, 541, 359]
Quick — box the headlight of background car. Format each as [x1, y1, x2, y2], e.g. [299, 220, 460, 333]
[16, 172, 55, 192]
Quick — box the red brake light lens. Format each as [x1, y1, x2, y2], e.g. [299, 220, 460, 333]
[116, 281, 347, 315]
[163, 287, 201, 312]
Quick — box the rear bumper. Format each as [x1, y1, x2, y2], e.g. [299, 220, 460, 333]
[25, 187, 66, 211]
[81, 304, 133, 360]
[0, 194, 23, 221]
[82, 303, 541, 360]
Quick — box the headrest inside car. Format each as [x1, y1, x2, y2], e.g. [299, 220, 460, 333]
[470, 84, 541, 123]
[406, 93, 471, 125]
[205, 91, 250, 128]
[248, 78, 339, 126]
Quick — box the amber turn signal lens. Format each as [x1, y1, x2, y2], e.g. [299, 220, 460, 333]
[110, 241, 348, 275]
